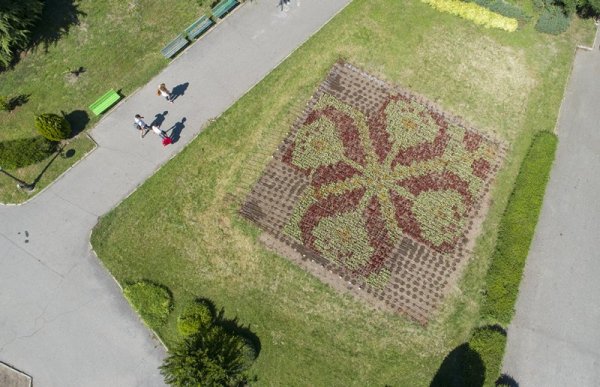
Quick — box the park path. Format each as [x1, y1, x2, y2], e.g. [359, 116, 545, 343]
[0, 1, 350, 385]
[502, 28, 600, 386]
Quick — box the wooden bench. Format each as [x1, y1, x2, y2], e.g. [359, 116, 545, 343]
[89, 89, 121, 116]
[211, 0, 238, 19]
[185, 15, 214, 40]
[161, 34, 189, 59]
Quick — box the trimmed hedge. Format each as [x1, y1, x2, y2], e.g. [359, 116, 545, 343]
[123, 280, 173, 331]
[0, 136, 56, 169]
[421, 0, 519, 31]
[469, 326, 507, 386]
[482, 131, 558, 326]
[34, 113, 72, 141]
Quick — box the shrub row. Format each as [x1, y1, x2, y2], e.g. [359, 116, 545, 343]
[468, 326, 507, 386]
[482, 131, 558, 326]
[0, 136, 57, 169]
[468, 0, 530, 21]
[421, 0, 519, 31]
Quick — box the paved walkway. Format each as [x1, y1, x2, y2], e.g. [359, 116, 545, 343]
[502, 29, 600, 386]
[0, 1, 350, 385]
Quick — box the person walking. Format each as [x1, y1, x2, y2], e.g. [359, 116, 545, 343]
[134, 114, 150, 138]
[157, 83, 174, 103]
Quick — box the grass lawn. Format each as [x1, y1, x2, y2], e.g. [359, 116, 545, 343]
[91, 0, 593, 384]
[0, 0, 213, 203]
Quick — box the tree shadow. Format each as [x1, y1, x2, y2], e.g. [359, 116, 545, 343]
[29, 0, 87, 53]
[165, 117, 186, 143]
[7, 94, 30, 111]
[196, 297, 261, 359]
[496, 374, 519, 387]
[430, 343, 485, 387]
[170, 82, 189, 102]
[151, 111, 169, 128]
[63, 109, 90, 136]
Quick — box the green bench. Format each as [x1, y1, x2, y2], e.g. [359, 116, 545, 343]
[89, 89, 121, 116]
[212, 0, 238, 19]
[161, 33, 190, 59]
[185, 15, 214, 40]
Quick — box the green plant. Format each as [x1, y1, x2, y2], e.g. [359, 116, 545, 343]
[0, 96, 9, 111]
[468, 0, 530, 21]
[123, 280, 173, 331]
[177, 300, 214, 336]
[482, 132, 558, 326]
[535, 6, 571, 34]
[0, 0, 44, 67]
[0, 136, 56, 169]
[468, 326, 507, 386]
[160, 325, 254, 386]
[34, 113, 72, 141]
[421, 0, 519, 31]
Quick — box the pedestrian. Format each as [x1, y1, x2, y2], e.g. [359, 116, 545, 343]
[150, 125, 172, 146]
[134, 114, 150, 138]
[157, 83, 173, 103]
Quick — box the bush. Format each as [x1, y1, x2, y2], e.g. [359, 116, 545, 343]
[0, 136, 56, 169]
[535, 6, 571, 34]
[421, 0, 519, 31]
[0, 96, 9, 112]
[123, 281, 173, 331]
[177, 300, 214, 336]
[160, 325, 255, 386]
[469, 326, 507, 386]
[468, 0, 530, 21]
[482, 132, 558, 326]
[34, 113, 72, 141]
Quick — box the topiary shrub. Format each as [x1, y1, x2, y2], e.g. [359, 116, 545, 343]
[177, 300, 214, 336]
[123, 280, 173, 331]
[160, 325, 255, 386]
[34, 113, 72, 141]
[468, 326, 507, 386]
[0, 136, 56, 169]
[535, 6, 570, 34]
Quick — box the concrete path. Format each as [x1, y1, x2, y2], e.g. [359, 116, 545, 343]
[0, 1, 350, 385]
[502, 29, 600, 386]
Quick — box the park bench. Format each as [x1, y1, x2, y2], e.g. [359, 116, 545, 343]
[161, 34, 189, 59]
[89, 89, 121, 116]
[185, 15, 214, 40]
[212, 0, 238, 19]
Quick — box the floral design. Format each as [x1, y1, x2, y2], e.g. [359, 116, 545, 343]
[282, 93, 501, 286]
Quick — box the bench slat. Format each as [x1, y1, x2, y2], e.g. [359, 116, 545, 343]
[185, 15, 213, 40]
[89, 89, 121, 116]
[161, 34, 189, 59]
[212, 0, 238, 19]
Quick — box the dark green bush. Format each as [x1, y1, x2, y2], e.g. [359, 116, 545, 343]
[34, 113, 72, 141]
[469, 0, 531, 21]
[0, 136, 56, 169]
[482, 132, 558, 326]
[160, 325, 255, 386]
[469, 326, 507, 386]
[177, 300, 214, 336]
[535, 6, 571, 34]
[123, 281, 173, 331]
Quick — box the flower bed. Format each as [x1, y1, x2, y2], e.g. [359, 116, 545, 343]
[422, 0, 518, 32]
[241, 62, 505, 323]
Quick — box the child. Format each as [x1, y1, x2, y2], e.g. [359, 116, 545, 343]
[134, 114, 150, 138]
[157, 83, 173, 103]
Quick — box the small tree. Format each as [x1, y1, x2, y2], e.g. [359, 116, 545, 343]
[160, 325, 255, 386]
[34, 113, 71, 141]
[0, 0, 44, 67]
[0, 96, 9, 111]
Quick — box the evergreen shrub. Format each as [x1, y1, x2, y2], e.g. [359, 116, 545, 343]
[34, 113, 72, 141]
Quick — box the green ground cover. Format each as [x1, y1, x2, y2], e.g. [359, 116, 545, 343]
[91, 0, 593, 384]
[0, 0, 212, 202]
